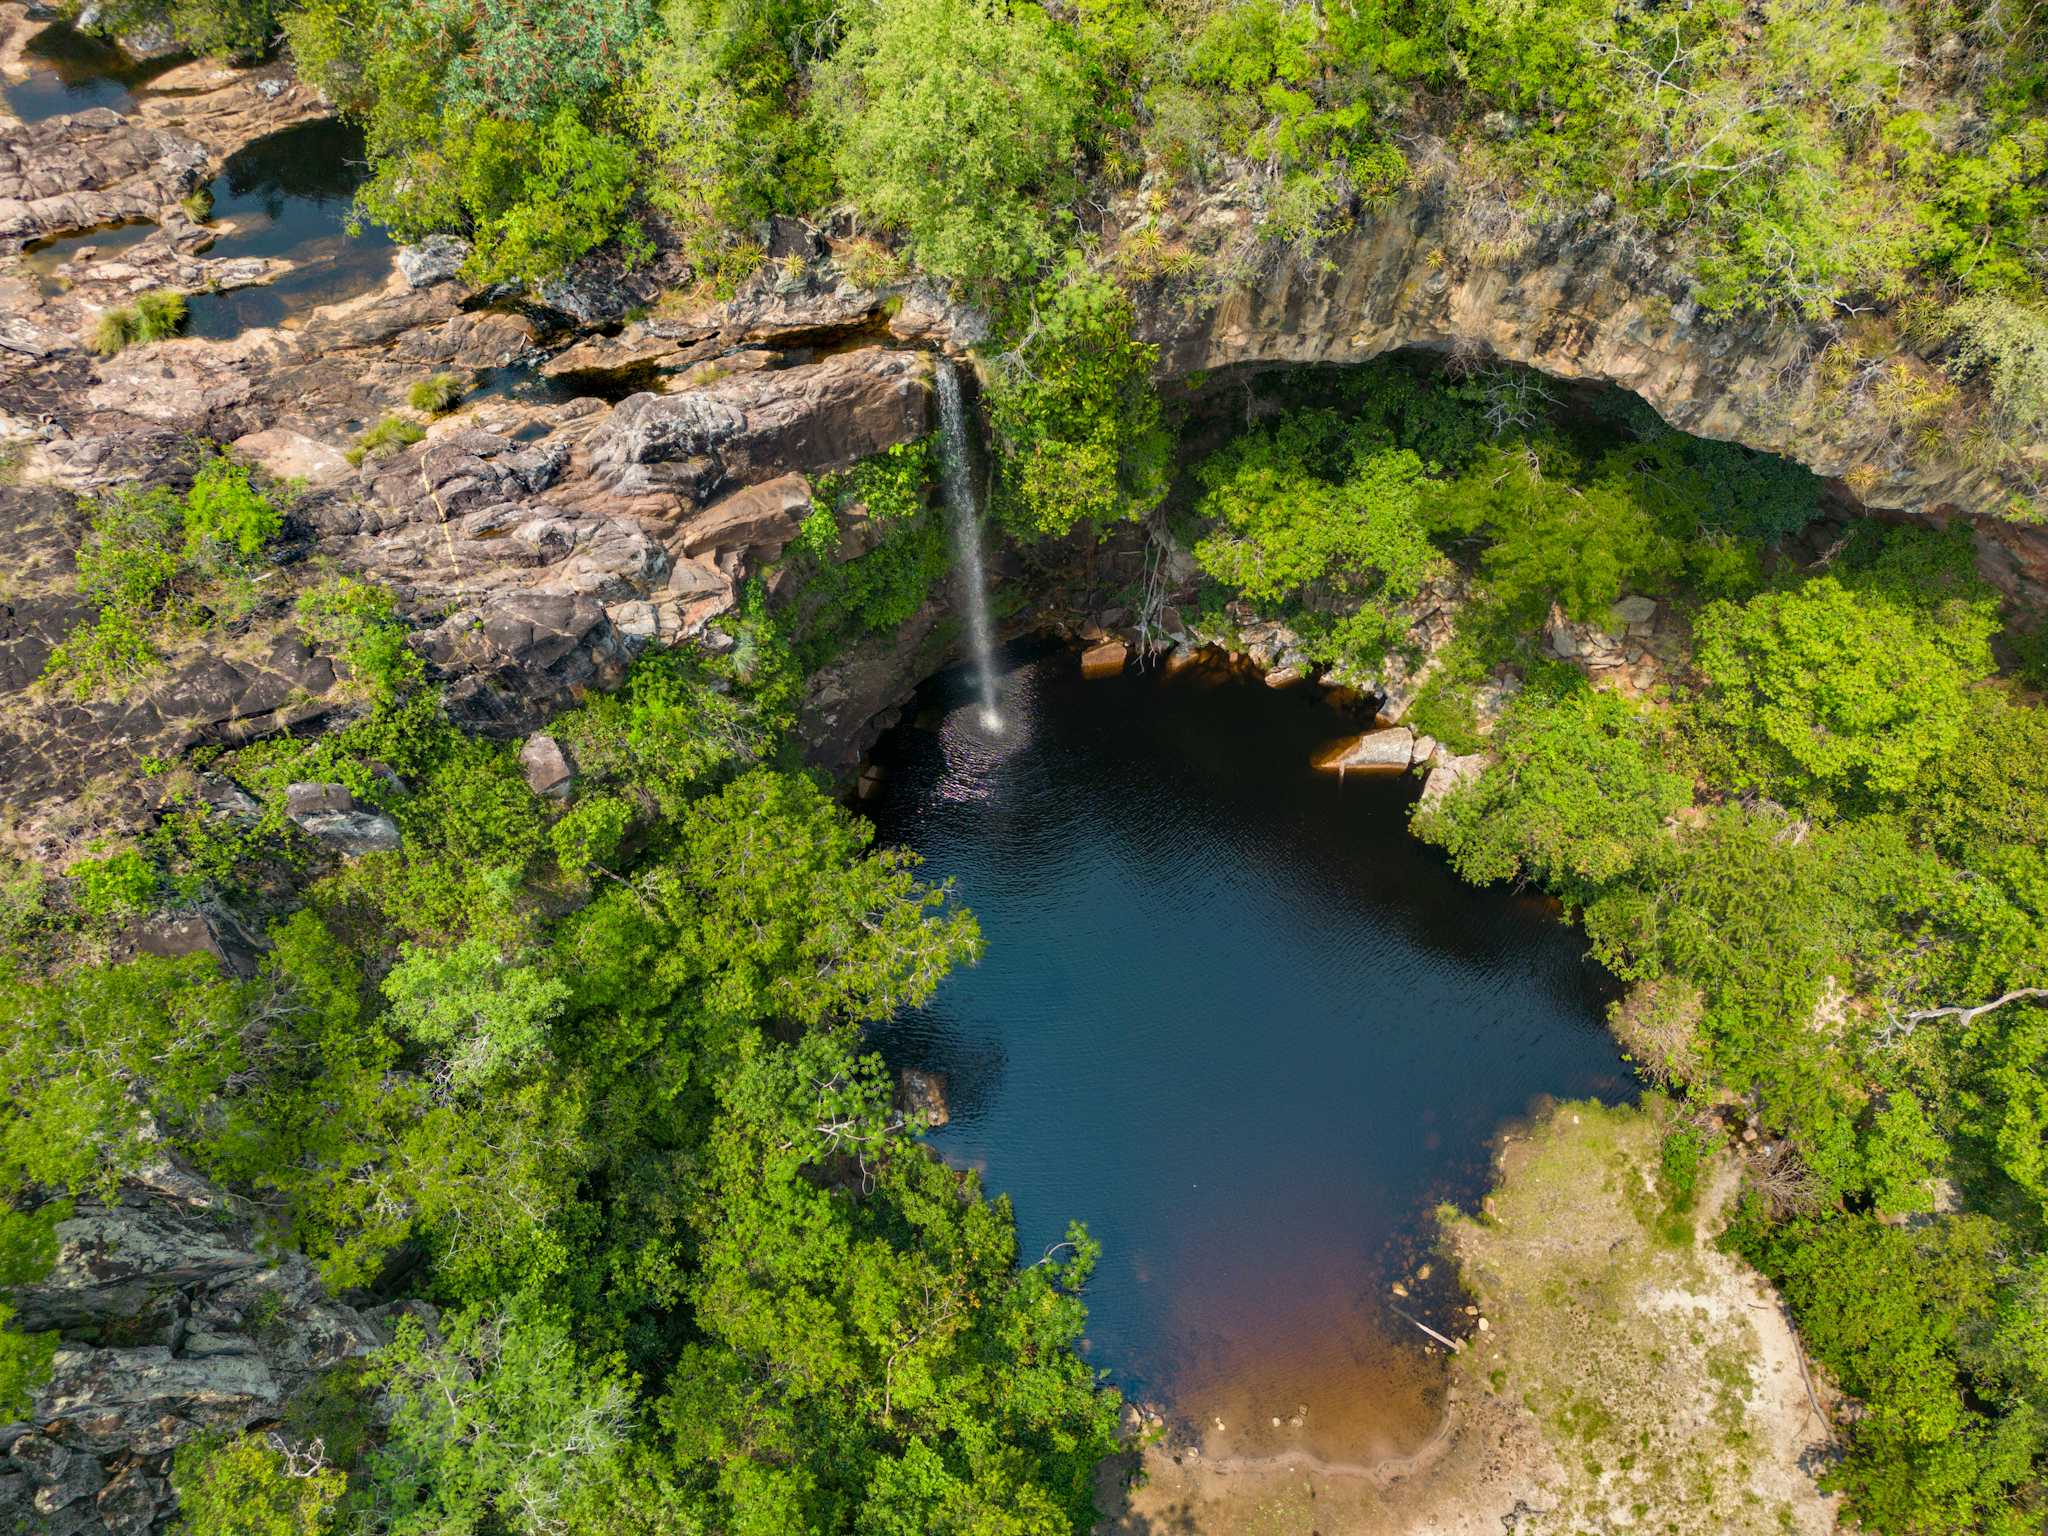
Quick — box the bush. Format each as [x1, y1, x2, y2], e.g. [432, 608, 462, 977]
[66, 849, 157, 920]
[90, 290, 187, 355]
[183, 454, 282, 564]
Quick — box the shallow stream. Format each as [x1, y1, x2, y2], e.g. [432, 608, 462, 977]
[867, 643, 1633, 1463]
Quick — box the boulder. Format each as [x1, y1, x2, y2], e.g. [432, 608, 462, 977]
[1080, 640, 1128, 678]
[675, 473, 813, 556]
[1317, 727, 1414, 772]
[396, 234, 470, 290]
[588, 349, 933, 508]
[284, 783, 400, 855]
[1419, 750, 1495, 808]
[896, 1068, 950, 1128]
[519, 734, 575, 799]
[231, 428, 351, 487]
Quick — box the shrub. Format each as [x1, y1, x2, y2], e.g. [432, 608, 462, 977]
[408, 373, 466, 416]
[1945, 293, 2048, 441]
[66, 849, 157, 920]
[296, 575, 423, 703]
[182, 454, 282, 564]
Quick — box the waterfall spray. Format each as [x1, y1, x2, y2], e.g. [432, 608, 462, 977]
[935, 360, 1002, 731]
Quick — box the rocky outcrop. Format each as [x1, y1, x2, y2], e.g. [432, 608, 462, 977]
[2, 1163, 387, 1534]
[1118, 154, 2047, 604]
[587, 348, 932, 511]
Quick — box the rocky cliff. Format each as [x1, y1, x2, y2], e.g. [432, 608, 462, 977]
[1111, 155, 2048, 609]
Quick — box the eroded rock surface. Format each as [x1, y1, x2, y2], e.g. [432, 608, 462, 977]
[3, 1163, 387, 1534]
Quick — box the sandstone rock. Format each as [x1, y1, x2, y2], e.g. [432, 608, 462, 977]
[1080, 640, 1128, 678]
[588, 350, 932, 509]
[676, 472, 812, 556]
[232, 427, 351, 486]
[1410, 734, 1438, 766]
[1611, 594, 1657, 626]
[1317, 727, 1414, 772]
[1263, 663, 1305, 687]
[519, 733, 575, 799]
[1419, 750, 1495, 809]
[284, 783, 399, 855]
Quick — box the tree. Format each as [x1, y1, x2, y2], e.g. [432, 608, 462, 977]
[985, 264, 1167, 538]
[822, 0, 1091, 293]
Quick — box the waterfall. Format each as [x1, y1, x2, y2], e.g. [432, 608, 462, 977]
[935, 360, 1003, 731]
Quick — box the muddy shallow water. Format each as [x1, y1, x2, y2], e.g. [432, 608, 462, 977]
[866, 643, 1633, 1464]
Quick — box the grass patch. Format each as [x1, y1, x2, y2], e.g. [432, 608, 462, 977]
[346, 415, 427, 467]
[407, 373, 466, 416]
[90, 290, 187, 356]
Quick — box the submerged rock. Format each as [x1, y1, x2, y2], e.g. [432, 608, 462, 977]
[897, 1067, 950, 1129]
[1080, 640, 1128, 678]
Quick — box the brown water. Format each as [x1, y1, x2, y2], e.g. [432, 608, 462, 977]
[866, 643, 1633, 1462]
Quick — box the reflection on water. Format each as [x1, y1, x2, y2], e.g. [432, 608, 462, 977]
[22, 219, 158, 296]
[866, 643, 1633, 1462]
[184, 119, 392, 337]
[4, 22, 181, 124]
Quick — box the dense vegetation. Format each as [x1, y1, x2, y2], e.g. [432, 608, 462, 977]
[21, 0, 2048, 1530]
[1173, 357, 2048, 1531]
[95, 0, 2048, 514]
[8, 533, 1119, 1530]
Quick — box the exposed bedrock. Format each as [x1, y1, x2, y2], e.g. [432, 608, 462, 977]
[1120, 167, 2048, 606]
[0, 1161, 393, 1535]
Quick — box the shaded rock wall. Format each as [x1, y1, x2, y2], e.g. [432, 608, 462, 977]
[1121, 167, 2048, 607]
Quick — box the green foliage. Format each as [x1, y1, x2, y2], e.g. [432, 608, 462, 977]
[183, 454, 284, 564]
[66, 848, 158, 920]
[668, 1025, 1118, 1532]
[407, 373, 466, 416]
[45, 460, 285, 700]
[986, 263, 1167, 538]
[347, 414, 426, 466]
[296, 575, 425, 703]
[91, 290, 187, 355]
[0, 1205, 60, 1419]
[1734, 1211, 2046, 1536]
[170, 1432, 345, 1536]
[1691, 536, 1999, 812]
[0, 954, 249, 1199]
[364, 1300, 635, 1535]
[383, 936, 570, 1092]
[781, 439, 950, 670]
[1658, 1125, 1706, 1216]
[821, 0, 1090, 293]
[1415, 685, 1691, 902]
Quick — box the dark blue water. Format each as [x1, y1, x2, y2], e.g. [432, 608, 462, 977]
[867, 644, 1631, 1461]
[185, 119, 392, 338]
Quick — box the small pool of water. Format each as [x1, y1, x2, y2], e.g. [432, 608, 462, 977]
[5, 22, 180, 124]
[183, 119, 392, 338]
[22, 218, 158, 295]
[867, 645, 1632, 1464]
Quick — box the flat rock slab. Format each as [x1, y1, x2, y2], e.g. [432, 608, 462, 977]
[1080, 640, 1128, 678]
